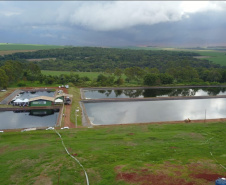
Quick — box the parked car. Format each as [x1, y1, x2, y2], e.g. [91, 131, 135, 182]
[46, 127, 54, 130]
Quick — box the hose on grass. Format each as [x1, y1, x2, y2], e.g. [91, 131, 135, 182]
[54, 129, 89, 185]
[205, 137, 226, 170]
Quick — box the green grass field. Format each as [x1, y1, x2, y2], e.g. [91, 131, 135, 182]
[0, 122, 225, 184]
[195, 51, 226, 66]
[41, 70, 103, 79]
[0, 43, 67, 51]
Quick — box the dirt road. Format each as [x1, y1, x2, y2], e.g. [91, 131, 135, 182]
[64, 104, 75, 128]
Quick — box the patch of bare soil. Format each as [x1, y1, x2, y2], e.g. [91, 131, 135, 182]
[115, 160, 226, 185]
[116, 170, 193, 185]
[33, 174, 52, 185]
[191, 173, 223, 181]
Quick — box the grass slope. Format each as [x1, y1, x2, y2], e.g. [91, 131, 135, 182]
[0, 122, 225, 184]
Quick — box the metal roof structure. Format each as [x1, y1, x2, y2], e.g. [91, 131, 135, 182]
[29, 96, 55, 102]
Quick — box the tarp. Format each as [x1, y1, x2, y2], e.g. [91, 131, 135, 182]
[55, 99, 63, 103]
[23, 99, 29, 102]
[14, 99, 23, 103]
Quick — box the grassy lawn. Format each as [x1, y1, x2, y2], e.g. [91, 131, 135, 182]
[0, 122, 225, 184]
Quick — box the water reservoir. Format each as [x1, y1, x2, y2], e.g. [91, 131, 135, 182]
[84, 98, 226, 125]
[0, 109, 59, 130]
[83, 87, 226, 99]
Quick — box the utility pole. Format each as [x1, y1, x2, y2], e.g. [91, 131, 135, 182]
[75, 108, 79, 128]
[204, 109, 206, 124]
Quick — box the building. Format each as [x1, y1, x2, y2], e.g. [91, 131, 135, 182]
[29, 96, 55, 107]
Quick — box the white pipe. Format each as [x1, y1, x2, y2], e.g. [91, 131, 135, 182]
[54, 129, 89, 185]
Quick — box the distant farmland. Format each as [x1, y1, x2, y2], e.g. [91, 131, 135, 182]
[0, 43, 68, 55]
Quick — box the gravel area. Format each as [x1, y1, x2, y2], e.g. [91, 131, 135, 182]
[0, 89, 21, 105]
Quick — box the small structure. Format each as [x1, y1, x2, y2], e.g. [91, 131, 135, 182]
[55, 98, 63, 104]
[29, 96, 55, 107]
[55, 93, 73, 104]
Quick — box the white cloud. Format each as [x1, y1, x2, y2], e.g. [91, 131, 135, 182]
[0, 10, 21, 17]
[66, 2, 184, 31]
[40, 33, 57, 38]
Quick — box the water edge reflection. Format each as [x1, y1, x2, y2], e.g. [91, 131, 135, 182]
[84, 98, 226, 125]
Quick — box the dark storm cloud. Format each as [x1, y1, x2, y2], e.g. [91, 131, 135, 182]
[0, 1, 226, 47]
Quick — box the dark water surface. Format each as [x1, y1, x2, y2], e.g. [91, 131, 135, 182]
[84, 87, 226, 99]
[84, 98, 226, 125]
[0, 109, 59, 130]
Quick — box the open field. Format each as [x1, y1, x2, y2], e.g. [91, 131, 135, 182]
[0, 122, 225, 184]
[0, 43, 68, 56]
[42, 70, 103, 79]
[195, 51, 226, 66]
[0, 50, 37, 56]
[0, 43, 67, 51]
[41, 70, 139, 86]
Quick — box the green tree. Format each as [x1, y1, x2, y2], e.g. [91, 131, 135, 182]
[159, 73, 174, 84]
[0, 68, 9, 88]
[207, 69, 222, 82]
[125, 67, 144, 83]
[114, 68, 123, 78]
[143, 73, 158, 86]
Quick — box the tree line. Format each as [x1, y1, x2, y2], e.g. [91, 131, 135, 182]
[1, 47, 226, 88]
[0, 47, 221, 72]
[0, 61, 40, 89]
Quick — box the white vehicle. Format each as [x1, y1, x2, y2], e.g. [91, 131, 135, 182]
[46, 127, 54, 130]
[61, 126, 69, 129]
[21, 128, 36, 132]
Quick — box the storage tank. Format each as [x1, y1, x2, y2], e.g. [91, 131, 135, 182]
[216, 178, 226, 185]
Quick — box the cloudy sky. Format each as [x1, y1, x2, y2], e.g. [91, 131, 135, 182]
[1, 1, 226, 47]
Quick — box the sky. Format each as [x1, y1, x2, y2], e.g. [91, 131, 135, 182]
[1, 1, 226, 47]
